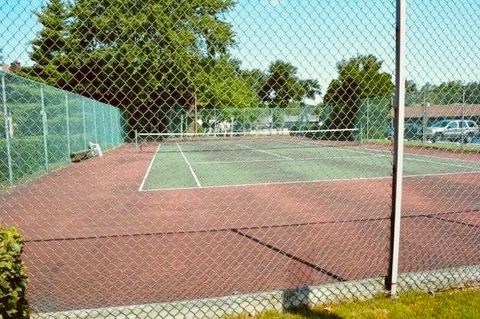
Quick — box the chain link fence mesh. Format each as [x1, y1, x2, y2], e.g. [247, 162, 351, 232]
[398, 0, 480, 293]
[0, 0, 478, 318]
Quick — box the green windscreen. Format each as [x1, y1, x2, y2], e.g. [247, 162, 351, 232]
[0, 71, 124, 186]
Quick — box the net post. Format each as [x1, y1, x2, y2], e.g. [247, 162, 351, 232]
[1, 71, 13, 184]
[213, 107, 217, 137]
[180, 114, 184, 137]
[65, 93, 71, 156]
[134, 130, 139, 152]
[194, 93, 198, 133]
[388, 0, 406, 299]
[82, 99, 87, 149]
[40, 84, 49, 171]
[359, 126, 364, 149]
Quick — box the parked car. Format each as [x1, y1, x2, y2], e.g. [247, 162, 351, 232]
[385, 122, 423, 140]
[426, 119, 479, 143]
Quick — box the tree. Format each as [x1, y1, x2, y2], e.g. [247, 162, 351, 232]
[405, 79, 421, 106]
[260, 60, 320, 108]
[26, 0, 69, 86]
[324, 55, 393, 130]
[419, 81, 467, 105]
[193, 57, 259, 109]
[241, 69, 267, 102]
[464, 82, 480, 104]
[431, 81, 464, 105]
[28, 0, 237, 135]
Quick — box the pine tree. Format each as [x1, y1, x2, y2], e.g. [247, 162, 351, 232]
[28, 0, 69, 86]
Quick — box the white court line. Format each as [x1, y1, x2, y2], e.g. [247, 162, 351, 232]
[194, 154, 377, 165]
[238, 144, 294, 160]
[176, 142, 202, 188]
[360, 146, 480, 165]
[138, 143, 162, 191]
[341, 147, 480, 170]
[139, 170, 480, 192]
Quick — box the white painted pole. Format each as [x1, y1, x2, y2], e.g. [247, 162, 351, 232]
[82, 99, 87, 149]
[1, 72, 13, 183]
[366, 99, 370, 140]
[422, 92, 427, 144]
[93, 101, 98, 143]
[388, 0, 407, 298]
[134, 130, 139, 152]
[40, 85, 48, 171]
[462, 88, 465, 145]
[180, 114, 184, 138]
[65, 93, 71, 155]
[110, 107, 114, 146]
[102, 103, 106, 147]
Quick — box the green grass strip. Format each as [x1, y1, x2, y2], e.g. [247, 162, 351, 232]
[227, 288, 480, 319]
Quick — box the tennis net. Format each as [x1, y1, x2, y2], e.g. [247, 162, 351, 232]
[135, 128, 361, 153]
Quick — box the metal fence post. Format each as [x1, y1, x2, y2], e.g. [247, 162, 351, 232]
[82, 99, 87, 149]
[1, 72, 13, 184]
[102, 103, 106, 147]
[461, 88, 465, 147]
[40, 85, 49, 171]
[422, 92, 427, 144]
[366, 99, 370, 140]
[93, 100, 98, 143]
[387, 0, 406, 298]
[110, 107, 114, 147]
[65, 93, 71, 155]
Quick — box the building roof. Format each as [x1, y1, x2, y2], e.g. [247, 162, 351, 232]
[392, 104, 480, 119]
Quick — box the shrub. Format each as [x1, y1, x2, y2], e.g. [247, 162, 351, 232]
[0, 226, 29, 319]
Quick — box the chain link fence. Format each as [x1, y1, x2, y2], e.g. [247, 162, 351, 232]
[0, 0, 479, 318]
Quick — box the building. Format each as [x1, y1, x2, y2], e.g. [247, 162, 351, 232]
[391, 104, 480, 125]
[1, 61, 21, 73]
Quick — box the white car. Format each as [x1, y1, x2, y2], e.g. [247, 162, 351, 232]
[426, 119, 479, 143]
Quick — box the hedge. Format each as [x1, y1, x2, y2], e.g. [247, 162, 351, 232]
[0, 226, 29, 319]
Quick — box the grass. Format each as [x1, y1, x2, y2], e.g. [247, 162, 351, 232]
[227, 288, 480, 319]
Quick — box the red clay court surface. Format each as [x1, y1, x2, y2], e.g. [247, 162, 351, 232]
[0, 143, 479, 312]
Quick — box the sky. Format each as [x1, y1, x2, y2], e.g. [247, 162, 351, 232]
[1, 0, 479, 104]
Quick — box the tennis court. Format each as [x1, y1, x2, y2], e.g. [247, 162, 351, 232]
[3, 137, 479, 312]
[139, 133, 480, 191]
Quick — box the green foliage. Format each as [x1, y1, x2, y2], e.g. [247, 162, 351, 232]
[422, 81, 465, 105]
[64, 0, 236, 133]
[194, 57, 259, 109]
[413, 81, 480, 105]
[23, 0, 69, 86]
[0, 227, 29, 319]
[356, 97, 392, 140]
[260, 60, 321, 108]
[324, 55, 393, 130]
